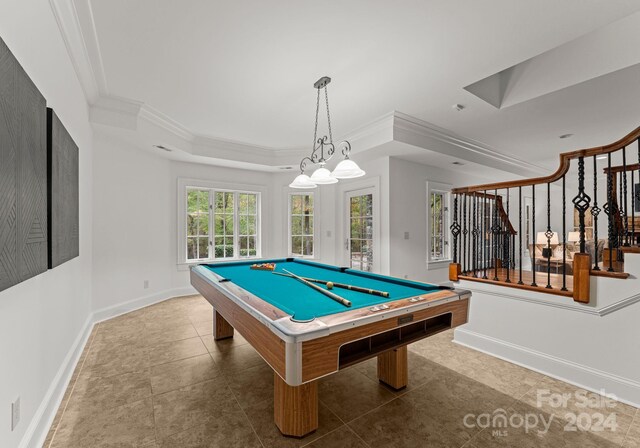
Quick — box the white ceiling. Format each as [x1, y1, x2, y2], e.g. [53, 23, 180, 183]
[66, 0, 640, 170]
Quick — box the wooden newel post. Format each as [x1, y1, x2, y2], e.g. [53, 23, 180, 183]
[572, 253, 591, 303]
[449, 263, 461, 281]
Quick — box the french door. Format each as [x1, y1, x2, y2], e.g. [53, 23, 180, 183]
[345, 189, 374, 272]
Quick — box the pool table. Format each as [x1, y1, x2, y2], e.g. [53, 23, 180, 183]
[190, 258, 471, 437]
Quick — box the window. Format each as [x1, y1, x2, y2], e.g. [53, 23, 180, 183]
[289, 193, 314, 257]
[185, 187, 260, 262]
[348, 192, 373, 272]
[427, 182, 451, 266]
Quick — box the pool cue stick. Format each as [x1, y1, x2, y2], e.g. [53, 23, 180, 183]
[282, 269, 352, 307]
[272, 271, 389, 297]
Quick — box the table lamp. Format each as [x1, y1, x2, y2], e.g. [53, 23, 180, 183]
[536, 231, 559, 258]
[567, 231, 580, 244]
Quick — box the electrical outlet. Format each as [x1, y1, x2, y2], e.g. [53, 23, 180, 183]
[11, 397, 20, 431]
[144, 280, 149, 289]
[404, 232, 410, 240]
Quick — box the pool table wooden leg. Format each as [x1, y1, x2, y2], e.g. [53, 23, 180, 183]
[213, 309, 234, 340]
[377, 345, 408, 390]
[273, 373, 318, 437]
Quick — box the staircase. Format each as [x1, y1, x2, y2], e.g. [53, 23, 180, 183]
[448, 125, 640, 304]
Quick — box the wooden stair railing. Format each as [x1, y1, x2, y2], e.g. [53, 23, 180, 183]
[449, 125, 640, 304]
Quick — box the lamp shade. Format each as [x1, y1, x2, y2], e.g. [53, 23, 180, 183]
[309, 166, 338, 184]
[332, 159, 366, 179]
[536, 231, 559, 245]
[567, 231, 580, 243]
[289, 174, 317, 189]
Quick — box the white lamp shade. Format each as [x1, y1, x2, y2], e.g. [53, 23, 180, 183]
[332, 159, 366, 179]
[289, 174, 317, 189]
[309, 166, 338, 184]
[567, 231, 580, 243]
[536, 231, 559, 245]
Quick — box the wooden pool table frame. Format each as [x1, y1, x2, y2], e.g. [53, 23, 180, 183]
[191, 263, 471, 437]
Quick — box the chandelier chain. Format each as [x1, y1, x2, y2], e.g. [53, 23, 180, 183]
[325, 86, 333, 144]
[312, 88, 321, 152]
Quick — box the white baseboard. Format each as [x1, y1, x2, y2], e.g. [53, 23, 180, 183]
[22, 286, 198, 448]
[20, 315, 94, 448]
[454, 327, 640, 409]
[92, 286, 197, 323]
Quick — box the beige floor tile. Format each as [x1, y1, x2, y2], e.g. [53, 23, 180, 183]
[400, 371, 517, 443]
[200, 332, 249, 353]
[51, 398, 155, 448]
[83, 343, 150, 379]
[148, 336, 208, 366]
[144, 322, 199, 346]
[624, 413, 640, 447]
[226, 362, 274, 409]
[158, 415, 262, 448]
[318, 368, 396, 423]
[303, 426, 369, 448]
[348, 397, 467, 448]
[212, 343, 266, 374]
[152, 377, 239, 439]
[192, 319, 213, 336]
[244, 398, 343, 448]
[67, 369, 152, 412]
[150, 353, 220, 395]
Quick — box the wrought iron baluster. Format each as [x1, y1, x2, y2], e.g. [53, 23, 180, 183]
[562, 175, 567, 291]
[518, 186, 523, 284]
[505, 189, 511, 283]
[545, 182, 552, 289]
[604, 153, 616, 272]
[592, 156, 601, 270]
[472, 194, 477, 277]
[462, 194, 467, 273]
[493, 189, 499, 281]
[572, 157, 591, 255]
[623, 146, 629, 246]
[483, 191, 488, 279]
[619, 163, 625, 248]
[450, 194, 460, 264]
[531, 185, 537, 287]
[632, 169, 636, 246]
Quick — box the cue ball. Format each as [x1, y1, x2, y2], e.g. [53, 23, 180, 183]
[326, 282, 334, 290]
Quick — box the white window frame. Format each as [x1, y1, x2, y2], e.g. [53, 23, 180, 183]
[178, 178, 266, 266]
[287, 191, 317, 259]
[426, 181, 452, 269]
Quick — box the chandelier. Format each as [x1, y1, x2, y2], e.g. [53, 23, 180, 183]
[289, 76, 365, 189]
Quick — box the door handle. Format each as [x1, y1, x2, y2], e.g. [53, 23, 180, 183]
[345, 238, 350, 250]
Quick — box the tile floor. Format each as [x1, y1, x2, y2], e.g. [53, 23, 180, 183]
[44, 295, 639, 448]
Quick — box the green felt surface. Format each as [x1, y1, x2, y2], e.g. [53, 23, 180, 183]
[205, 259, 443, 321]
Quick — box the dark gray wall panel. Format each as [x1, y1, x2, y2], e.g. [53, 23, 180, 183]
[0, 36, 48, 292]
[47, 109, 79, 268]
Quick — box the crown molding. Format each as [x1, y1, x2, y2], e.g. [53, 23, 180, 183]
[392, 112, 548, 177]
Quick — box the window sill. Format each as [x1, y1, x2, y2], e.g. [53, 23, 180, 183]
[426, 259, 452, 270]
[177, 257, 265, 271]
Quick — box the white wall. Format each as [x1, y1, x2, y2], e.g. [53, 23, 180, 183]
[0, 1, 93, 447]
[388, 157, 511, 283]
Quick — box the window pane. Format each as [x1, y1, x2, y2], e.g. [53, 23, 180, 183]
[292, 195, 302, 214]
[303, 216, 313, 235]
[199, 191, 210, 211]
[292, 216, 302, 235]
[239, 215, 248, 235]
[248, 194, 257, 214]
[302, 236, 313, 256]
[187, 190, 199, 213]
[187, 238, 197, 260]
[364, 194, 373, 216]
[198, 215, 209, 235]
[224, 192, 234, 212]
[248, 236, 256, 250]
[239, 236, 248, 250]
[351, 219, 361, 239]
[304, 194, 313, 211]
[247, 215, 256, 235]
[291, 236, 302, 255]
[214, 216, 224, 236]
[224, 246, 234, 258]
[238, 193, 248, 214]
[215, 192, 224, 212]
[224, 215, 234, 234]
[364, 218, 373, 239]
[350, 197, 360, 217]
[198, 238, 209, 259]
[187, 214, 197, 236]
